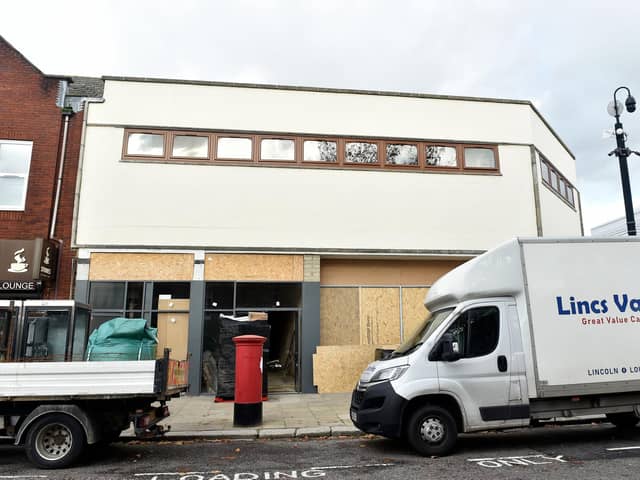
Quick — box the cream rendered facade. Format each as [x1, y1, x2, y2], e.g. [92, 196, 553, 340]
[72, 78, 582, 394]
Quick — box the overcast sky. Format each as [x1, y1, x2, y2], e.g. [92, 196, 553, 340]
[3, 0, 640, 234]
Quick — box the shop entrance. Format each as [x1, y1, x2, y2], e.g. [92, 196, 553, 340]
[202, 281, 302, 395]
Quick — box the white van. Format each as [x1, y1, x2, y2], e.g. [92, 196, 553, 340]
[351, 238, 640, 456]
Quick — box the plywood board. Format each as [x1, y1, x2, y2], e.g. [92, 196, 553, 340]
[319, 287, 360, 345]
[312, 344, 398, 393]
[89, 253, 194, 281]
[402, 287, 430, 341]
[205, 254, 303, 281]
[359, 288, 401, 345]
[320, 259, 465, 286]
[157, 312, 189, 361]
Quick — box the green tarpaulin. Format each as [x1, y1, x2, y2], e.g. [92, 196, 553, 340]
[86, 318, 157, 361]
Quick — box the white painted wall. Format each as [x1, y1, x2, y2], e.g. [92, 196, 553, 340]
[90, 81, 534, 144]
[75, 80, 582, 252]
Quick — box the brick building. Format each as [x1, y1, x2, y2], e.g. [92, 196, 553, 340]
[0, 35, 102, 300]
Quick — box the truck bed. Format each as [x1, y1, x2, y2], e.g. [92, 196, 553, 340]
[0, 359, 187, 399]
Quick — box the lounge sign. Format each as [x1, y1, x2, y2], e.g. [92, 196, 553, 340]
[0, 239, 58, 295]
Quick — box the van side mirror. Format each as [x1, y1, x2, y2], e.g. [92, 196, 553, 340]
[440, 333, 461, 362]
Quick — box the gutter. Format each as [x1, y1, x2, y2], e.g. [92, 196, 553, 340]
[50, 111, 72, 238]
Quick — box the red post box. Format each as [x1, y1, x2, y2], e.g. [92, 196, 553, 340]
[233, 335, 266, 426]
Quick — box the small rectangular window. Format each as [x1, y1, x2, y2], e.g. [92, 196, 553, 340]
[217, 137, 252, 160]
[345, 142, 378, 164]
[550, 169, 558, 190]
[172, 135, 209, 158]
[386, 144, 418, 166]
[261, 139, 295, 161]
[0, 140, 32, 211]
[540, 161, 550, 183]
[464, 147, 496, 169]
[126, 133, 165, 156]
[567, 187, 575, 206]
[303, 140, 337, 162]
[559, 178, 567, 198]
[426, 146, 457, 167]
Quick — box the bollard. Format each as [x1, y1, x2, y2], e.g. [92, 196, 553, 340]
[233, 335, 266, 427]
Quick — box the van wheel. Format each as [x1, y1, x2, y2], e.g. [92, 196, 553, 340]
[607, 412, 640, 429]
[406, 405, 457, 456]
[25, 414, 86, 469]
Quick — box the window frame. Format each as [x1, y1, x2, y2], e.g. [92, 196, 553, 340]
[0, 139, 33, 211]
[462, 144, 500, 171]
[343, 139, 381, 166]
[214, 134, 255, 162]
[121, 128, 502, 176]
[302, 138, 340, 165]
[384, 142, 421, 169]
[539, 154, 576, 208]
[424, 142, 461, 171]
[169, 132, 212, 162]
[258, 135, 299, 164]
[122, 130, 167, 160]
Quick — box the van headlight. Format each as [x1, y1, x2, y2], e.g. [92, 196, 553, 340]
[369, 366, 409, 383]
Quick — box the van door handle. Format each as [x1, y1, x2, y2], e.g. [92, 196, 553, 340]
[497, 355, 508, 372]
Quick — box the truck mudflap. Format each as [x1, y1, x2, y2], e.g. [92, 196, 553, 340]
[132, 403, 171, 438]
[350, 381, 407, 439]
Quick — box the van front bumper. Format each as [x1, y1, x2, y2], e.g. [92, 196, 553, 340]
[350, 381, 407, 439]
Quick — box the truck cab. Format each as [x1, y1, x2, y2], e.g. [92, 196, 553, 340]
[351, 298, 528, 455]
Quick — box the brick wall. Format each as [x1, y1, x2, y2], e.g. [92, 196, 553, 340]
[0, 37, 80, 299]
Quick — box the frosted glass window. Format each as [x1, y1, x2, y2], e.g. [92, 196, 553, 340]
[304, 140, 337, 162]
[464, 148, 496, 168]
[0, 140, 32, 210]
[172, 135, 209, 158]
[127, 133, 164, 156]
[386, 144, 418, 165]
[261, 139, 295, 161]
[550, 170, 558, 190]
[217, 137, 252, 160]
[345, 142, 378, 164]
[567, 187, 575, 206]
[426, 146, 457, 167]
[541, 161, 550, 182]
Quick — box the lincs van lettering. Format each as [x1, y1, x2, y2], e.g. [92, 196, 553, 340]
[556, 296, 608, 315]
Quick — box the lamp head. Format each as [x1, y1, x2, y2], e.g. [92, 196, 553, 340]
[626, 95, 637, 113]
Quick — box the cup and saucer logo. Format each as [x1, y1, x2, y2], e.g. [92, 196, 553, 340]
[8, 248, 29, 273]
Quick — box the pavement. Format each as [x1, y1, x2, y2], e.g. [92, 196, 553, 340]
[123, 392, 360, 441]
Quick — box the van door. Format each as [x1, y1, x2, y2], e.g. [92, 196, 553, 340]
[434, 302, 526, 429]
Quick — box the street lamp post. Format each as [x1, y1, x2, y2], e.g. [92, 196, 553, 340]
[608, 86, 639, 236]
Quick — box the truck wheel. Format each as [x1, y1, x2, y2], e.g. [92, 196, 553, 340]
[25, 414, 86, 469]
[607, 412, 640, 429]
[406, 405, 457, 457]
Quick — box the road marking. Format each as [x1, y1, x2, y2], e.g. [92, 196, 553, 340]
[133, 463, 394, 479]
[607, 446, 640, 451]
[468, 454, 567, 468]
[0, 477, 48, 479]
[311, 463, 394, 470]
